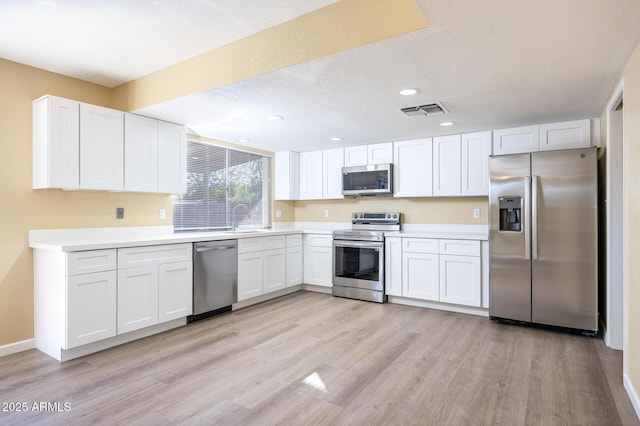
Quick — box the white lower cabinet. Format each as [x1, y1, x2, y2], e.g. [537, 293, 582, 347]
[238, 251, 264, 300]
[403, 252, 439, 301]
[439, 255, 481, 306]
[118, 265, 159, 334]
[158, 261, 193, 322]
[67, 269, 117, 348]
[386, 237, 483, 308]
[117, 243, 193, 334]
[384, 237, 402, 296]
[238, 236, 286, 301]
[303, 234, 333, 287]
[286, 234, 303, 287]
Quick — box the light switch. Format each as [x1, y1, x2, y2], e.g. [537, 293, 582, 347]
[276, 209, 282, 218]
[116, 207, 124, 219]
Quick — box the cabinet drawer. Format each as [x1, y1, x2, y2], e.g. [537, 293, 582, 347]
[263, 235, 286, 250]
[438, 240, 480, 256]
[238, 237, 263, 253]
[305, 234, 332, 247]
[402, 238, 438, 254]
[286, 234, 302, 247]
[67, 249, 116, 275]
[118, 243, 192, 269]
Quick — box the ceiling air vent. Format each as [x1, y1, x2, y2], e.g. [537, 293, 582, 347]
[401, 102, 449, 118]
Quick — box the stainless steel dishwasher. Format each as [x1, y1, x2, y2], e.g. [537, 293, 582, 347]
[189, 240, 238, 322]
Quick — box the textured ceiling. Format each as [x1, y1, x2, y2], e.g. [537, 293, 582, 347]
[2, 0, 640, 153]
[0, 0, 338, 87]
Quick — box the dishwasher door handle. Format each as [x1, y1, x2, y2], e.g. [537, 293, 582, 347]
[195, 245, 236, 253]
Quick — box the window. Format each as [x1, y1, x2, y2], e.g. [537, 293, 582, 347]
[173, 140, 271, 232]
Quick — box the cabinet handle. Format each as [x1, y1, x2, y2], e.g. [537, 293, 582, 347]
[195, 246, 236, 253]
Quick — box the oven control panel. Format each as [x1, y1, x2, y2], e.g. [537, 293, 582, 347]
[352, 212, 401, 224]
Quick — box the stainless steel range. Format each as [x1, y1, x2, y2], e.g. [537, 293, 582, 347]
[332, 212, 401, 303]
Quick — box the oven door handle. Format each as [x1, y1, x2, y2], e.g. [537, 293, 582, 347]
[333, 240, 383, 249]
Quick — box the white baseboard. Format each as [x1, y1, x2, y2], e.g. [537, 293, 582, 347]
[388, 296, 489, 317]
[624, 374, 640, 421]
[0, 339, 35, 358]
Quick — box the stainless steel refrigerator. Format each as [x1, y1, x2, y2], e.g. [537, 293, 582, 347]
[489, 147, 598, 333]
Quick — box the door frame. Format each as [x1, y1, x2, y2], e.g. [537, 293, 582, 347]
[605, 79, 624, 351]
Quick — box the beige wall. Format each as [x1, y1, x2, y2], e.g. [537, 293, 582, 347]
[621, 39, 640, 404]
[282, 197, 488, 225]
[0, 58, 173, 346]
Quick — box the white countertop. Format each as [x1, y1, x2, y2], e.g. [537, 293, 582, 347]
[29, 223, 488, 252]
[29, 227, 305, 252]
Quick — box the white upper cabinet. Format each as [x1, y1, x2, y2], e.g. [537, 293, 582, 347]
[538, 119, 591, 151]
[33, 95, 80, 189]
[393, 138, 433, 197]
[461, 131, 492, 196]
[299, 151, 323, 200]
[492, 125, 539, 155]
[274, 151, 300, 200]
[124, 113, 158, 193]
[433, 135, 462, 196]
[79, 103, 124, 191]
[493, 120, 591, 155]
[344, 143, 393, 166]
[343, 145, 368, 166]
[157, 120, 186, 194]
[368, 142, 393, 164]
[33, 95, 185, 194]
[322, 148, 344, 199]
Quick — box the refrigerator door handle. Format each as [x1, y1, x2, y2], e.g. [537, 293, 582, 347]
[524, 176, 531, 260]
[532, 175, 539, 260]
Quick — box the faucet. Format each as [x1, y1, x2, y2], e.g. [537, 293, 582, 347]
[231, 203, 251, 231]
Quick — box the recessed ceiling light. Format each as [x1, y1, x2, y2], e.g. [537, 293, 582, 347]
[399, 88, 419, 96]
[330, 137, 343, 142]
[440, 121, 455, 127]
[267, 115, 283, 121]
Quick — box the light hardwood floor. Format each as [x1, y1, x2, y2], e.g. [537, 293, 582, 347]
[0, 291, 638, 425]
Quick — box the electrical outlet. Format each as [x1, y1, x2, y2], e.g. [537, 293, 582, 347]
[324, 209, 330, 218]
[159, 208, 166, 220]
[473, 208, 481, 219]
[116, 207, 124, 219]
[276, 209, 282, 218]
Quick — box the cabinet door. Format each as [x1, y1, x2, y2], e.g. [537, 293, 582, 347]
[492, 125, 539, 155]
[439, 255, 481, 307]
[461, 131, 491, 196]
[158, 260, 193, 322]
[539, 119, 590, 151]
[286, 245, 303, 287]
[344, 145, 368, 166]
[263, 248, 286, 293]
[368, 142, 393, 164]
[393, 138, 433, 197]
[33, 96, 80, 189]
[274, 151, 300, 200]
[157, 120, 187, 194]
[117, 265, 159, 334]
[304, 246, 332, 287]
[66, 271, 117, 348]
[299, 151, 323, 200]
[322, 148, 344, 199]
[385, 237, 402, 296]
[79, 103, 124, 190]
[124, 113, 158, 192]
[433, 135, 461, 196]
[402, 252, 439, 301]
[238, 252, 263, 301]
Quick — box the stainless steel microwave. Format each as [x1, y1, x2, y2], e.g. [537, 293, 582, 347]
[342, 164, 393, 196]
